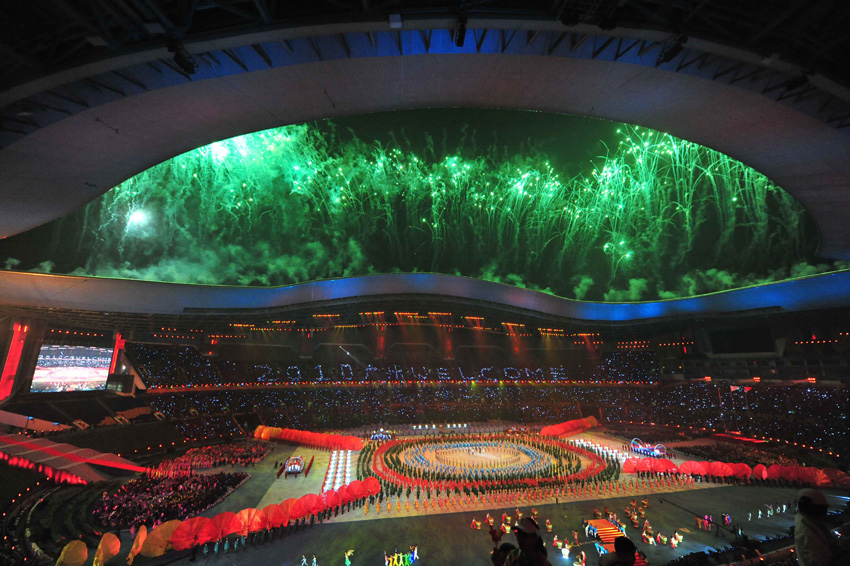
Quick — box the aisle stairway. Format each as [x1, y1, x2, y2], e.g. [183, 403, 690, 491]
[587, 519, 648, 565]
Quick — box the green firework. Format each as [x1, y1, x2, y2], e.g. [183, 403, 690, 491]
[8, 113, 830, 301]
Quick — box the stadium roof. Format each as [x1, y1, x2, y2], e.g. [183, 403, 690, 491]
[1, 1, 849, 323]
[1, 270, 850, 331]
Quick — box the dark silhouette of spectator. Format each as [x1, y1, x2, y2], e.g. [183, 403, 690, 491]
[598, 536, 636, 566]
[794, 489, 841, 566]
[505, 517, 552, 566]
[492, 542, 517, 566]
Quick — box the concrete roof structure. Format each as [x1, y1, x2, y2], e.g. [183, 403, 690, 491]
[2, 269, 850, 325]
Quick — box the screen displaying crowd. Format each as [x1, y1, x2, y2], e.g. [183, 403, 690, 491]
[30, 345, 112, 393]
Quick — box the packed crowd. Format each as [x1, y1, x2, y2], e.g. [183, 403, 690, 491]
[117, 343, 850, 462]
[146, 382, 850, 462]
[92, 472, 249, 530]
[650, 383, 850, 459]
[150, 386, 590, 429]
[676, 444, 800, 467]
[153, 441, 270, 474]
[125, 343, 659, 387]
[172, 414, 244, 441]
[125, 344, 220, 387]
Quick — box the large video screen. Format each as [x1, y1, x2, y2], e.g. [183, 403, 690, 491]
[31, 345, 112, 393]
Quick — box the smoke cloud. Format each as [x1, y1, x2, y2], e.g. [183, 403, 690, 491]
[603, 278, 650, 302]
[72, 239, 374, 287]
[32, 261, 55, 273]
[572, 276, 595, 300]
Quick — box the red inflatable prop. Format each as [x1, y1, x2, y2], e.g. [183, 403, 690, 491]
[254, 426, 363, 451]
[169, 517, 218, 551]
[540, 417, 599, 437]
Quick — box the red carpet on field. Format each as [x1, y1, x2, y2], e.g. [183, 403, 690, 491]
[588, 519, 648, 566]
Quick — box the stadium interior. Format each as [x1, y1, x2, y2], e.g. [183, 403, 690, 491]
[1, 2, 849, 566]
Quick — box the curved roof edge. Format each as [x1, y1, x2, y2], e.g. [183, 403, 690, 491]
[2, 270, 849, 323]
[2, 26, 850, 259]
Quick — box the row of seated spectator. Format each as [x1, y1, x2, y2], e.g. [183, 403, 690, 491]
[92, 471, 248, 530]
[123, 345, 847, 454]
[650, 383, 850, 463]
[153, 441, 269, 473]
[149, 385, 589, 429]
[124, 343, 660, 387]
[173, 414, 244, 442]
[13, 391, 846, 468]
[675, 443, 800, 467]
[17, 343, 850, 464]
[126, 344, 219, 386]
[144, 381, 849, 464]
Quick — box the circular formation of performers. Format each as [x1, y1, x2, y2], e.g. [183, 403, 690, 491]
[414, 440, 551, 477]
[375, 433, 607, 489]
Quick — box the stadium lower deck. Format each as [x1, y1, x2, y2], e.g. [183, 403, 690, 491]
[3, 420, 848, 566]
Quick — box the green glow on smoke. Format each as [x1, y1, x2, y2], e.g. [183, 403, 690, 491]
[42, 117, 827, 301]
